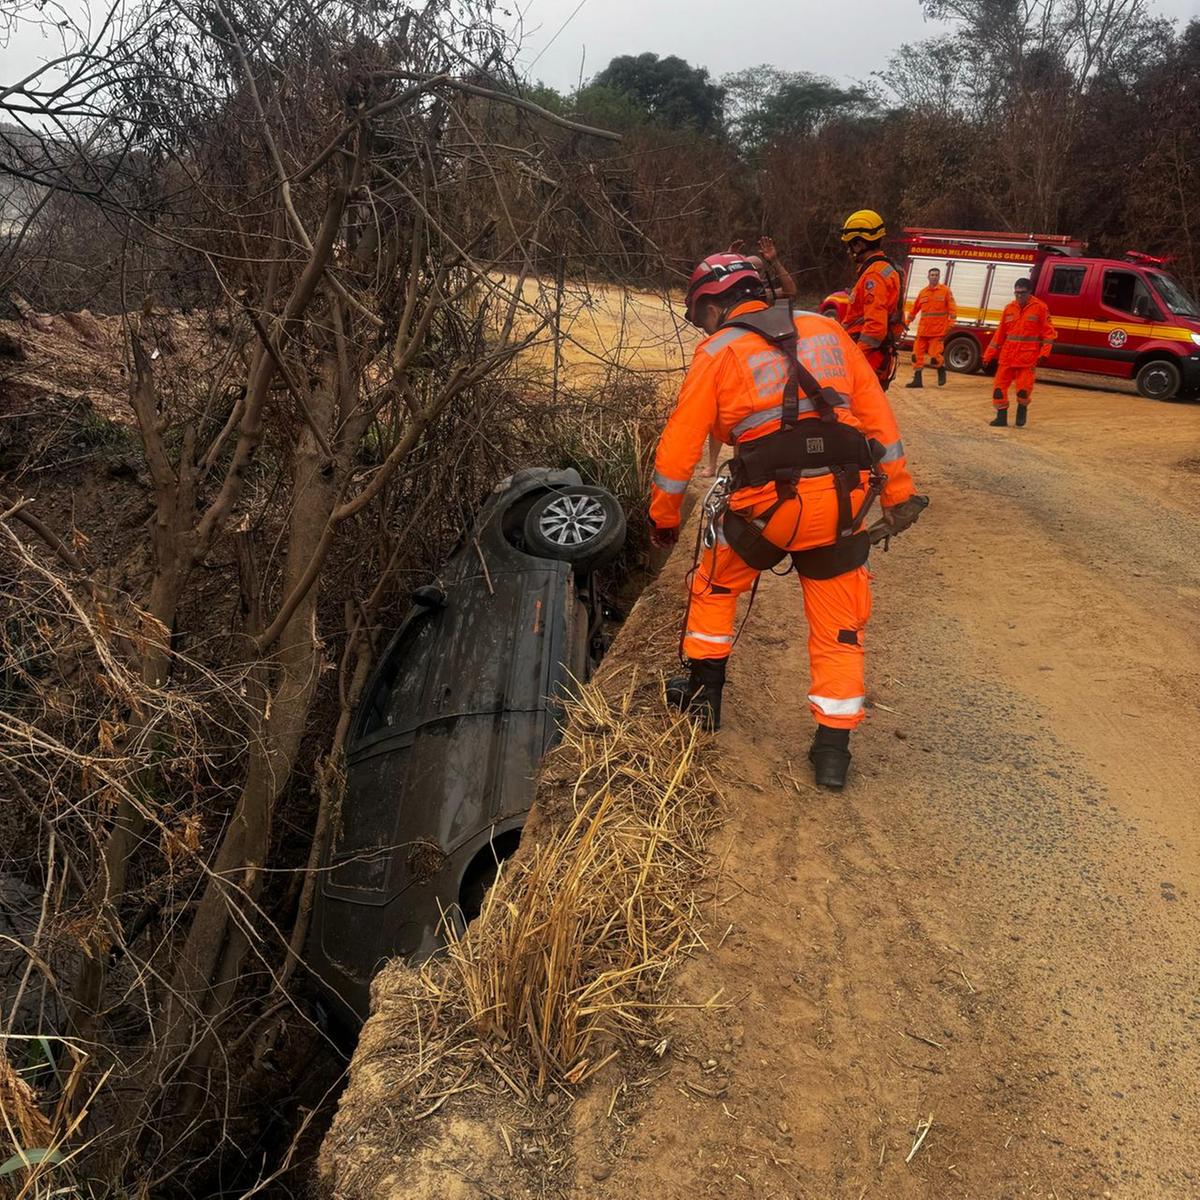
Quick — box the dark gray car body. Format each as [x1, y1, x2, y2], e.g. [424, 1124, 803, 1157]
[308, 468, 611, 1020]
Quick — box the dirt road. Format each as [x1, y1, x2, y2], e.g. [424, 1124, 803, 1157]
[569, 373, 1200, 1198]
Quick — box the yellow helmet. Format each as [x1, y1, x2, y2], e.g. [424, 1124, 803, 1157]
[840, 209, 887, 243]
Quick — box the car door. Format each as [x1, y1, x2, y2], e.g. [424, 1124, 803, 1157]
[1038, 262, 1094, 370]
[1087, 268, 1163, 379]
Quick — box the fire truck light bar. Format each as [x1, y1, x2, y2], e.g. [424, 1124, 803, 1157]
[903, 226, 1080, 245]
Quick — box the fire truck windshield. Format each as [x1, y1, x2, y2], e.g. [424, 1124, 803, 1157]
[1148, 272, 1200, 318]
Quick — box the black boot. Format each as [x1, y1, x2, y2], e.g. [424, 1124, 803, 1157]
[989, 393, 1008, 426]
[1015, 392, 1029, 426]
[937, 366, 947, 386]
[809, 725, 851, 790]
[905, 369, 923, 389]
[666, 657, 726, 731]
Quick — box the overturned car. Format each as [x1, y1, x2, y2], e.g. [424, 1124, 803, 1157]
[308, 468, 626, 1020]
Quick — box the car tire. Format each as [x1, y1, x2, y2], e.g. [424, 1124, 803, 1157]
[1135, 358, 1182, 401]
[945, 335, 981, 374]
[523, 485, 626, 571]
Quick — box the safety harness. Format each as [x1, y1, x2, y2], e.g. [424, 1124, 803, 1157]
[676, 303, 889, 665]
[717, 304, 886, 574]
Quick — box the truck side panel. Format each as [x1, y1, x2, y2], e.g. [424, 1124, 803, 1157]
[945, 260, 989, 323]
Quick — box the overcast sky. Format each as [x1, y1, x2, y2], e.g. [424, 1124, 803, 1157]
[511, 0, 1199, 91]
[2, 0, 1197, 95]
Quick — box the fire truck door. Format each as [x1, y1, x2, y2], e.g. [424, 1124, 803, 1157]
[1039, 262, 1103, 371]
[1087, 268, 1163, 378]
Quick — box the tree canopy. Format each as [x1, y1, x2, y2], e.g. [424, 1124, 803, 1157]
[589, 52, 725, 132]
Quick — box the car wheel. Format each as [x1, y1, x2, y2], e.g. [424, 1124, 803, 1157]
[523, 485, 627, 571]
[945, 336, 981, 374]
[1135, 358, 1182, 401]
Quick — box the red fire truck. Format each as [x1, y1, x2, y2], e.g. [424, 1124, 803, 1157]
[822, 228, 1200, 399]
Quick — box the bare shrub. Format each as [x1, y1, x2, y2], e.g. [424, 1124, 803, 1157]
[0, 0, 674, 1189]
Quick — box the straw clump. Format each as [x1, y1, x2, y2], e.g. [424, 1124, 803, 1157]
[325, 667, 721, 1176]
[0, 1053, 54, 1152]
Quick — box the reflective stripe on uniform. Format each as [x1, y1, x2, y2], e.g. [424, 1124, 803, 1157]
[1005, 335, 1043, 342]
[859, 334, 882, 349]
[879, 438, 904, 463]
[730, 395, 851, 439]
[652, 470, 688, 494]
[687, 630, 734, 645]
[701, 326, 753, 357]
[808, 693, 865, 716]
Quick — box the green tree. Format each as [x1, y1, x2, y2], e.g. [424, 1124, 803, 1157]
[591, 52, 725, 132]
[723, 65, 875, 152]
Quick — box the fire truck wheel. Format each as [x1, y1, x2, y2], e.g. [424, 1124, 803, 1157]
[944, 335, 982, 374]
[1135, 358, 1182, 401]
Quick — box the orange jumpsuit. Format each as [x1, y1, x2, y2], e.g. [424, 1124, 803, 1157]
[908, 283, 957, 368]
[983, 296, 1056, 407]
[650, 301, 916, 730]
[843, 252, 905, 388]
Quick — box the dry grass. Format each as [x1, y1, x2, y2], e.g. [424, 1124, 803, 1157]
[506, 274, 695, 382]
[0, 1053, 53, 1153]
[448, 672, 718, 1090]
[324, 667, 721, 1177]
[0, 1038, 104, 1199]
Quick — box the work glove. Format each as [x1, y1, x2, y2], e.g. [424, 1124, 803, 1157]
[649, 521, 680, 550]
[879, 494, 929, 539]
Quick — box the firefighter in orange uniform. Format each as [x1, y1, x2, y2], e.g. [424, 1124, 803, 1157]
[648, 253, 928, 789]
[904, 267, 957, 388]
[840, 209, 906, 390]
[982, 277, 1057, 426]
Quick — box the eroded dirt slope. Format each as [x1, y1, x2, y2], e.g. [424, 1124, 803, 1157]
[568, 373, 1200, 1199]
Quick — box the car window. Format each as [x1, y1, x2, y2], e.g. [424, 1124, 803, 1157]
[358, 613, 438, 738]
[1047, 266, 1086, 297]
[1101, 270, 1161, 320]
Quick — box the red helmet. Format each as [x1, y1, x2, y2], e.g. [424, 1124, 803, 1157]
[684, 253, 762, 323]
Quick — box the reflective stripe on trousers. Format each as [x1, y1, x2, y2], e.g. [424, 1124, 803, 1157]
[808, 694, 865, 717]
[685, 629, 734, 647]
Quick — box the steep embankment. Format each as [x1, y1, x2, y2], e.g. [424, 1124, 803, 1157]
[326, 371, 1200, 1199]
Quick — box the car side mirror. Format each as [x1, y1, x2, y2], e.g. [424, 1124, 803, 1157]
[411, 584, 446, 609]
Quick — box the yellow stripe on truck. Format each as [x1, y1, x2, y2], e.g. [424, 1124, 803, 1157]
[939, 311, 1194, 343]
[1079, 319, 1193, 343]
